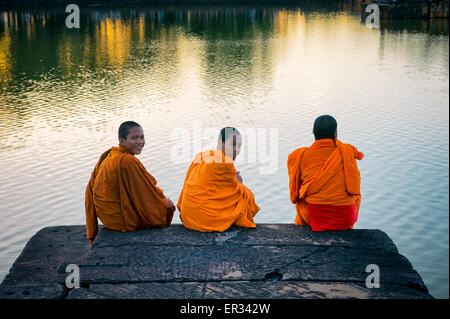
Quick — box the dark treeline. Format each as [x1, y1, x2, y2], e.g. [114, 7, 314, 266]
[1, 0, 449, 8]
[1, 0, 337, 8]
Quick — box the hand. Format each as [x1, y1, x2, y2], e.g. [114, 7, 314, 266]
[89, 239, 94, 245]
[166, 198, 175, 225]
[236, 171, 243, 183]
[167, 198, 176, 212]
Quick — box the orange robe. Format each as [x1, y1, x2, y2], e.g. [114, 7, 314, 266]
[177, 149, 260, 232]
[287, 139, 364, 230]
[85, 145, 171, 241]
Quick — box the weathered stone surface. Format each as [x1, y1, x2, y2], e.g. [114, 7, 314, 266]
[224, 224, 398, 253]
[68, 282, 205, 299]
[0, 284, 67, 299]
[0, 225, 89, 287]
[92, 224, 398, 252]
[0, 224, 433, 299]
[92, 226, 216, 248]
[77, 245, 320, 283]
[66, 280, 432, 299]
[281, 247, 427, 292]
[203, 281, 432, 299]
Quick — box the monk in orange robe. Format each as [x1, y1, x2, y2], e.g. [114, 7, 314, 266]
[85, 121, 175, 244]
[287, 115, 364, 231]
[177, 127, 260, 232]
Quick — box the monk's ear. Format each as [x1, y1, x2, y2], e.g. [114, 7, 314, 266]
[334, 131, 337, 139]
[119, 137, 125, 145]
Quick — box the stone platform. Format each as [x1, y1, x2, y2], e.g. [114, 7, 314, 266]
[0, 224, 433, 299]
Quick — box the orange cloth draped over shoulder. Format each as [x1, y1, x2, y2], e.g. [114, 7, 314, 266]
[287, 139, 364, 231]
[85, 145, 171, 241]
[177, 149, 260, 232]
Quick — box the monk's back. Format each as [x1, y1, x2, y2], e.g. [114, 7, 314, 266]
[93, 150, 121, 203]
[301, 139, 336, 180]
[185, 151, 235, 197]
[92, 148, 126, 230]
[178, 149, 259, 232]
[301, 139, 356, 206]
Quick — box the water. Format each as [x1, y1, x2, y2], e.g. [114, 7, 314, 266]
[0, 3, 448, 298]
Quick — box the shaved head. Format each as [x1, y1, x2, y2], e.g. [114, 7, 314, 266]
[118, 121, 141, 140]
[217, 127, 242, 161]
[218, 127, 241, 144]
[313, 115, 337, 140]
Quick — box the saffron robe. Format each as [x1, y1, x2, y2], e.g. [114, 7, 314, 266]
[287, 139, 364, 231]
[85, 145, 171, 241]
[177, 149, 260, 232]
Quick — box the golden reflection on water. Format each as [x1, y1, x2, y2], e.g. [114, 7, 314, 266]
[138, 15, 145, 46]
[274, 8, 299, 37]
[98, 18, 132, 68]
[0, 7, 447, 87]
[0, 31, 10, 83]
[0, 7, 447, 145]
[0, 7, 447, 151]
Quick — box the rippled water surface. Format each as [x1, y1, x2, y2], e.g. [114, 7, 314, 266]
[0, 4, 448, 298]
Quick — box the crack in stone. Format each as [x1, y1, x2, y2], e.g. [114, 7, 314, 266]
[258, 247, 329, 282]
[91, 243, 208, 249]
[69, 278, 283, 286]
[59, 283, 70, 299]
[78, 263, 130, 269]
[278, 247, 329, 272]
[200, 282, 207, 299]
[264, 272, 283, 282]
[90, 243, 395, 252]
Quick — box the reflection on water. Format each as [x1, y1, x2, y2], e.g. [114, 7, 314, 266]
[0, 4, 448, 298]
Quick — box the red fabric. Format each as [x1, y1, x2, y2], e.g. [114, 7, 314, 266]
[307, 203, 357, 231]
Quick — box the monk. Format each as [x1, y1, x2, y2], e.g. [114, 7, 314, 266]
[177, 127, 260, 232]
[287, 115, 364, 231]
[85, 121, 175, 244]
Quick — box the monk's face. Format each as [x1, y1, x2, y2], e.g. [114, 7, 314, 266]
[120, 126, 145, 155]
[222, 134, 242, 161]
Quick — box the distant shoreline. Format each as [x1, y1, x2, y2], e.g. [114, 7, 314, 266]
[2, 1, 448, 20]
[0, 0, 334, 9]
[2, 0, 313, 8]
